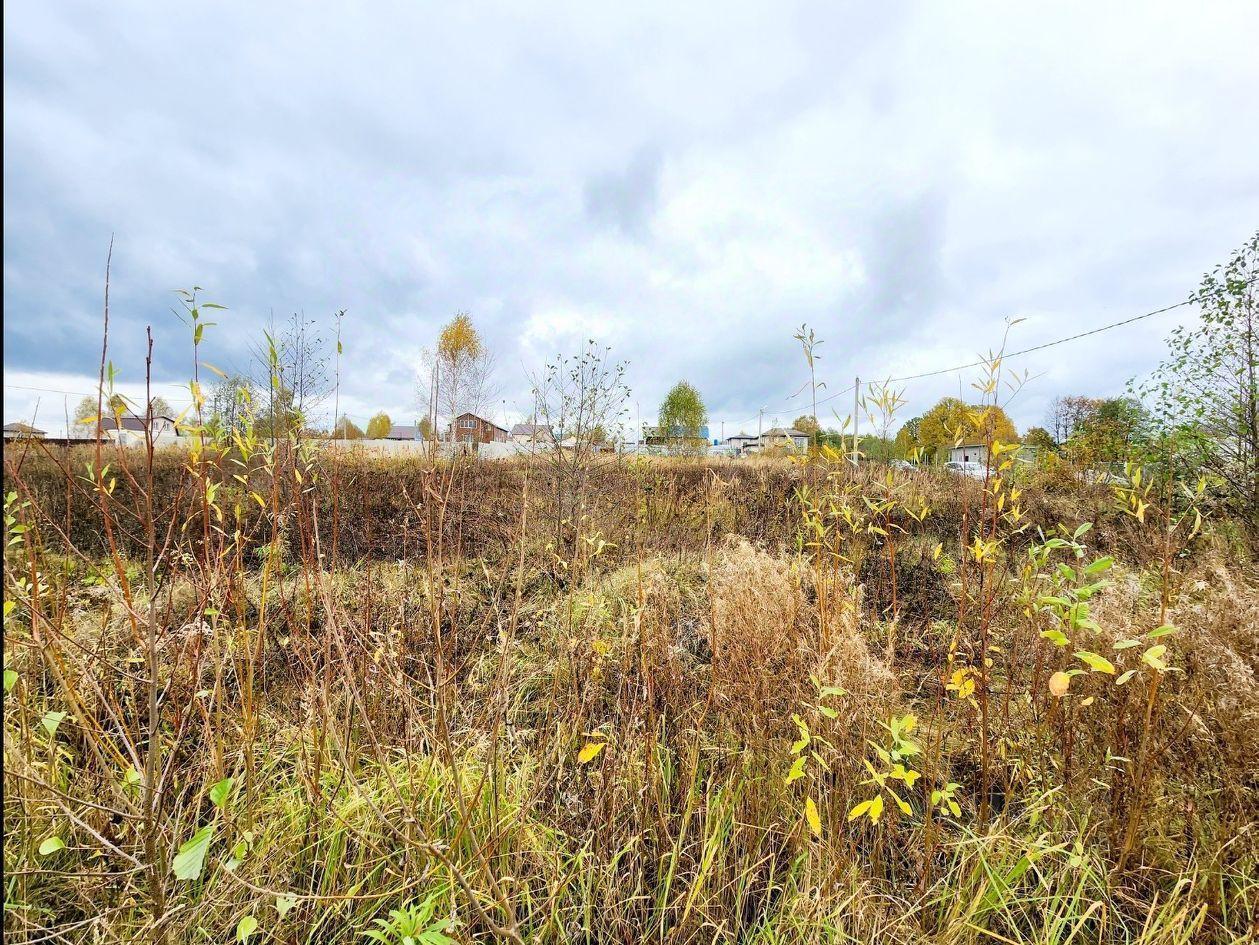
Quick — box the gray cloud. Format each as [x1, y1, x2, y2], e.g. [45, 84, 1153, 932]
[4, 1, 1258, 437]
[584, 147, 663, 237]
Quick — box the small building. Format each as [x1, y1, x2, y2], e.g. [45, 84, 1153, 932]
[450, 412, 509, 444]
[3, 422, 46, 440]
[510, 422, 555, 445]
[98, 413, 179, 438]
[948, 443, 989, 466]
[385, 423, 423, 441]
[947, 442, 1036, 467]
[759, 427, 810, 452]
[723, 432, 758, 455]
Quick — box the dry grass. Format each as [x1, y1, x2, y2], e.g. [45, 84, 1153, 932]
[3, 447, 1256, 943]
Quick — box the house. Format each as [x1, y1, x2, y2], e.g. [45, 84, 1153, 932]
[948, 443, 989, 466]
[3, 422, 46, 440]
[723, 432, 758, 455]
[450, 412, 509, 444]
[385, 423, 423, 441]
[759, 427, 810, 452]
[98, 413, 179, 438]
[947, 442, 1036, 467]
[510, 422, 555, 445]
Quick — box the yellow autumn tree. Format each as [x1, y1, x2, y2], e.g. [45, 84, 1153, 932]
[916, 397, 1018, 462]
[418, 312, 496, 437]
[365, 412, 392, 438]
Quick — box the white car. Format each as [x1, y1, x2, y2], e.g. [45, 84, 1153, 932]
[944, 461, 988, 480]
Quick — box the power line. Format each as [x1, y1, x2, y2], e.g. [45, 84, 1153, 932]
[722, 290, 1220, 431]
[883, 295, 1202, 384]
[4, 383, 195, 403]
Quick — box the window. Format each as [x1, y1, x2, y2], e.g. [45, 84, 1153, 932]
[460, 419, 476, 429]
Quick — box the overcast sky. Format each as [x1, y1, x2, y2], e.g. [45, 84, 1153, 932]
[4, 2, 1258, 437]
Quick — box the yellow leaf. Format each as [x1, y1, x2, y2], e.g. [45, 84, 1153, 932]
[1141, 644, 1168, 672]
[784, 756, 806, 786]
[1074, 651, 1115, 674]
[868, 795, 884, 823]
[577, 742, 606, 764]
[805, 797, 822, 836]
[1048, 671, 1071, 698]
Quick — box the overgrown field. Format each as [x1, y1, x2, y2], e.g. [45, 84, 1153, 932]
[3, 446, 1257, 943]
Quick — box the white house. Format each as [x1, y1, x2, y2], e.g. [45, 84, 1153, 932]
[99, 413, 179, 439]
[948, 443, 989, 466]
[723, 432, 758, 455]
[510, 422, 555, 445]
[3, 422, 46, 440]
[947, 442, 1037, 467]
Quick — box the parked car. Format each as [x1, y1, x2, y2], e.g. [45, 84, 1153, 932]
[889, 459, 918, 471]
[944, 461, 988, 480]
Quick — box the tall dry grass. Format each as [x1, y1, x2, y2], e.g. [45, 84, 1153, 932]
[3, 422, 1257, 943]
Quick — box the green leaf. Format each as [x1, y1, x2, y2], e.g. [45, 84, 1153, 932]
[172, 824, 215, 881]
[40, 710, 68, 737]
[1074, 651, 1115, 674]
[1039, 629, 1069, 647]
[3, 668, 16, 693]
[209, 777, 234, 809]
[38, 836, 66, 856]
[236, 915, 259, 943]
[1115, 669, 1137, 686]
[1083, 556, 1114, 575]
[1148, 624, 1178, 639]
[276, 895, 298, 919]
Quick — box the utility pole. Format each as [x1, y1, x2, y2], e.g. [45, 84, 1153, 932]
[852, 377, 860, 466]
[720, 420, 725, 443]
[758, 407, 764, 442]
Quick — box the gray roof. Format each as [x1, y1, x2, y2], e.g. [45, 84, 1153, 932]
[98, 415, 148, 432]
[510, 423, 553, 435]
[386, 424, 420, 440]
[4, 422, 45, 434]
[762, 427, 808, 438]
[98, 413, 176, 432]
